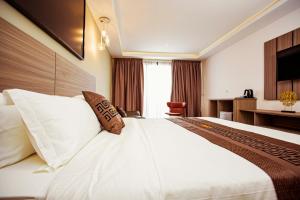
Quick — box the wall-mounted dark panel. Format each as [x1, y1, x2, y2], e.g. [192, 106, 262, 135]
[6, 0, 85, 60]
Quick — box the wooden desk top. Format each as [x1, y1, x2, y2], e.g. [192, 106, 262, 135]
[209, 98, 257, 101]
[209, 98, 234, 101]
[240, 109, 300, 118]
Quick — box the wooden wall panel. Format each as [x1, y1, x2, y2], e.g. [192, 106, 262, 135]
[293, 28, 300, 46]
[55, 54, 96, 96]
[264, 39, 277, 100]
[294, 28, 300, 98]
[294, 80, 300, 98]
[265, 28, 300, 100]
[0, 17, 55, 94]
[277, 32, 293, 51]
[276, 31, 293, 99]
[0, 18, 96, 97]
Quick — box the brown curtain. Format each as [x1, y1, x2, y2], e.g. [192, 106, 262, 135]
[171, 60, 201, 117]
[113, 58, 144, 114]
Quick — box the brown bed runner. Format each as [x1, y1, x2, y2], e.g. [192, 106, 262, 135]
[168, 118, 300, 200]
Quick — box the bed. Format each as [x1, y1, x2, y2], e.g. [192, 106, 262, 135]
[46, 117, 300, 200]
[0, 117, 299, 200]
[0, 155, 59, 199]
[1, 17, 300, 200]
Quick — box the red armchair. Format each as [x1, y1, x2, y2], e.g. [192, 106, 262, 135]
[165, 102, 186, 117]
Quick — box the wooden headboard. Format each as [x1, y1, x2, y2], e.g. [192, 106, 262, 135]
[0, 17, 95, 96]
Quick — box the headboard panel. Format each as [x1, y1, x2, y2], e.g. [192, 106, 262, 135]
[0, 17, 55, 94]
[55, 54, 96, 96]
[0, 17, 96, 96]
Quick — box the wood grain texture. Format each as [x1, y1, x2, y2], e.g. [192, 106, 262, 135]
[277, 80, 293, 99]
[264, 39, 277, 100]
[276, 31, 293, 51]
[252, 109, 300, 118]
[0, 17, 55, 94]
[293, 80, 300, 99]
[254, 110, 300, 134]
[254, 113, 271, 127]
[276, 32, 293, 98]
[242, 109, 300, 134]
[208, 99, 234, 118]
[55, 54, 96, 96]
[209, 100, 218, 117]
[293, 28, 300, 46]
[233, 98, 256, 124]
[0, 18, 96, 97]
[293, 28, 300, 99]
[216, 100, 233, 118]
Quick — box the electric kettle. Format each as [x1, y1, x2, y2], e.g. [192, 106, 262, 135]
[243, 89, 253, 98]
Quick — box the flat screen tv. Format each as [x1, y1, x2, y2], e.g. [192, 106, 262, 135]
[277, 44, 300, 81]
[6, 0, 85, 60]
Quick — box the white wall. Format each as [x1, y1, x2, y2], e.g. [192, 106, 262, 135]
[0, 1, 112, 99]
[202, 7, 300, 116]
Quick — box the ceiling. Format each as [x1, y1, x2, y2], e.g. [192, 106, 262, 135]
[87, 0, 300, 59]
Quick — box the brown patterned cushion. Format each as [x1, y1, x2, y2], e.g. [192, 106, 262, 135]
[82, 91, 124, 134]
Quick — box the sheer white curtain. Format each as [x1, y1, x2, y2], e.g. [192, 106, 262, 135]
[143, 60, 172, 118]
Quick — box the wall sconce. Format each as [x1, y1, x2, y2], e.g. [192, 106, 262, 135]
[98, 16, 110, 51]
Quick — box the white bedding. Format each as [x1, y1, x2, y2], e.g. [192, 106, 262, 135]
[0, 154, 59, 199]
[46, 117, 300, 200]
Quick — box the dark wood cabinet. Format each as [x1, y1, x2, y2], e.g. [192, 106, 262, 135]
[264, 39, 277, 100]
[209, 98, 300, 134]
[209, 99, 233, 118]
[233, 98, 257, 124]
[209, 98, 257, 124]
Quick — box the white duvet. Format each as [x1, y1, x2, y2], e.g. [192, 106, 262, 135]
[46, 117, 300, 200]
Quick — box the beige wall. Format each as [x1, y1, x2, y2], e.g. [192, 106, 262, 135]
[0, 0, 112, 99]
[202, 8, 300, 116]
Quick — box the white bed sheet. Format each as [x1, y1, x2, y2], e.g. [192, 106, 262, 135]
[46, 117, 300, 200]
[0, 154, 59, 200]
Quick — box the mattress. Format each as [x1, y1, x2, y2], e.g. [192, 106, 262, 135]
[2, 117, 299, 200]
[0, 154, 59, 200]
[46, 117, 300, 200]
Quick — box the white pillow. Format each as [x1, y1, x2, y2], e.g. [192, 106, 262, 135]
[74, 95, 85, 100]
[0, 93, 13, 106]
[0, 105, 35, 168]
[0, 93, 4, 105]
[4, 89, 101, 169]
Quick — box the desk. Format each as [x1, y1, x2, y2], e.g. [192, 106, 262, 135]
[240, 109, 300, 134]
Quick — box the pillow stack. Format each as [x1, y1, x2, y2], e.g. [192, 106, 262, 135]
[0, 93, 35, 168]
[0, 89, 124, 170]
[2, 89, 101, 169]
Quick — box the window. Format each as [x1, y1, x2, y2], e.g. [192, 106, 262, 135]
[143, 60, 172, 118]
